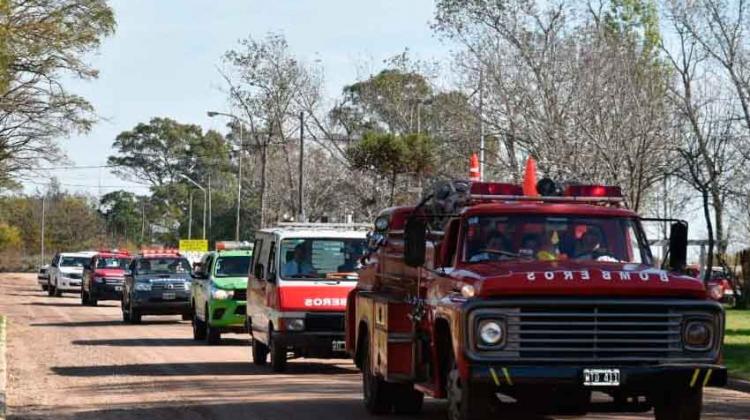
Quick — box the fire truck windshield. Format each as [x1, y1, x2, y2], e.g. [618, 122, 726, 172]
[463, 215, 652, 265]
[279, 238, 366, 280]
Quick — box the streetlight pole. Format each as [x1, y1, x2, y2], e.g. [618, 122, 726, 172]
[180, 174, 206, 240]
[208, 111, 243, 241]
[187, 190, 193, 239]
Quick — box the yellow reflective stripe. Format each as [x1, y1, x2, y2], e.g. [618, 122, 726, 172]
[690, 369, 700, 388]
[489, 368, 501, 386]
[502, 367, 513, 386]
[702, 369, 713, 387]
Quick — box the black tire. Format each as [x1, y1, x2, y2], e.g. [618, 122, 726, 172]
[446, 352, 495, 420]
[362, 334, 394, 415]
[182, 313, 191, 321]
[129, 300, 142, 324]
[81, 289, 88, 306]
[654, 387, 703, 420]
[270, 336, 287, 372]
[120, 297, 130, 324]
[252, 337, 269, 365]
[192, 311, 207, 340]
[206, 306, 221, 345]
[41, 284, 48, 292]
[53, 284, 62, 297]
[89, 297, 98, 306]
[47, 281, 55, 297]
[392, 383, 424, 415]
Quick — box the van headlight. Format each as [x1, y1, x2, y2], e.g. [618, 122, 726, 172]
[283, 318, 305, 331]
[211, 286, 234, 300]
[134, 282, 151, 291]
[478, 319, 506, 347]
[683, 320, 714, 351]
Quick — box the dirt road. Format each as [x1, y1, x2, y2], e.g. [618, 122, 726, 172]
[1, 273, 748, 420]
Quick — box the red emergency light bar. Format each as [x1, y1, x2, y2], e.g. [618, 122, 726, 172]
[97, 249, 130, 256]
[216, 241, 253, 251]
[564, 185, 623, 198]
[140, 248, 181, 257]
[470, 182, 524, 196]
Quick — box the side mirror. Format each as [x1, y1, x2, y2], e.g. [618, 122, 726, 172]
[668, 221, 688, 272]
[254, 263, 265, 281]
[404, 216, 426, 268]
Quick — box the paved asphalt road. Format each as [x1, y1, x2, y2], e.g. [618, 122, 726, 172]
[0, 273, 748, 420]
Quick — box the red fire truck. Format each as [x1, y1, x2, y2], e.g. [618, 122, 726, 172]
[346, 179, 726, 420]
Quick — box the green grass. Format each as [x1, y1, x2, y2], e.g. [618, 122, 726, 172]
[724, 309, 750, 380]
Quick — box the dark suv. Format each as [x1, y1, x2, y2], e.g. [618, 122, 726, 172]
[122, 251, 192, 324]
[81, 250, 132, 306]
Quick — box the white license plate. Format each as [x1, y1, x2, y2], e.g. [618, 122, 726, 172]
[583, 369, 620, 386]
[162, 292, 176, 300]
[332, 340, 346, 352]
[115, 286, 122, 292]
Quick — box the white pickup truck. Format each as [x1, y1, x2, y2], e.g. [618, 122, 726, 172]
[47, 252, 96, 297]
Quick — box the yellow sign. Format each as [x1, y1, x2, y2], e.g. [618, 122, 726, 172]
[179, 239, 208, 253]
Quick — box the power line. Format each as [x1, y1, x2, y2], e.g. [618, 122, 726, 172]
[22, 180, 151, 189]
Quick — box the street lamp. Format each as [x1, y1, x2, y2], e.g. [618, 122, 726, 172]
[179, 174, 206, 240]
[208, 111, 243, 241]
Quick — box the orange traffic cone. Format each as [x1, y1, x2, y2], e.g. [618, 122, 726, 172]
[469, 153, 480, 181]
[522, 157, 539, 196]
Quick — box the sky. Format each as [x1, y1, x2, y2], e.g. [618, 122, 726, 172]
[24, 0, 448, 195]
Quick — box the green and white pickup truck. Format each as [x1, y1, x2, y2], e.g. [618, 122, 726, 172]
[191, 245, 253, 344]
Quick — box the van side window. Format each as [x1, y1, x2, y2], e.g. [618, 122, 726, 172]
[267, 242, 276, 278]
[251, 239, 264, 272]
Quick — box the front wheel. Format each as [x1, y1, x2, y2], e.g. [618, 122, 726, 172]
[129, 300, 141, 324]
[192, 311, 207, 340]
[121, 297, 131, 323]
[654, 387, 702, 420]
[446, 353, 496, 420]
[252, 337, 268, 365]
[270, 337, 287, 372]
[362, 335, 394, 414]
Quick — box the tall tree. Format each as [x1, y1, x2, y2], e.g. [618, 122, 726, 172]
[0, 0, 115, 186]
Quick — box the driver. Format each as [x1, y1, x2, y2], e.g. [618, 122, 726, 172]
[283, 243, 316, 277]
[469, 232, 510, 262]
[575, 230, 603, 260]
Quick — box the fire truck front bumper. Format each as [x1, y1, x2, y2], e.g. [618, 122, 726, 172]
[469, 364, 727, 391]
[272, 331, 347, 357]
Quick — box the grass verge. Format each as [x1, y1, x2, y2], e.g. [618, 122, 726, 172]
[724, 309, 750, 381]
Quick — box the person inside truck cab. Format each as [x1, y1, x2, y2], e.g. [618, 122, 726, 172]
[283, 243, 316, 277]
[518, 233, 541, 259]
[469, 231, 511, 262]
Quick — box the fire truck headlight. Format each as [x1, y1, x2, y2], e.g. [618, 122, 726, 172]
[461, 284, 475, 298]
[478, 319, 505, 347]
[283, 318, 305, 331]
[683, 320, 713, 351]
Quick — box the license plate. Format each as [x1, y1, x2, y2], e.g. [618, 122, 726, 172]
[583, 369, 620, 386]
[332, 340, 346, 352]
[115, 286, 122, 292]
[162, 292, 176, 300]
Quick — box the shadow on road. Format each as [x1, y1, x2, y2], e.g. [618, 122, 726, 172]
[726, 329, 750, 336]
[25, 302, 119, 308]
[51, 361, 355, 377]
[71, 337, 248, 347]
[31, 319, 182, 328]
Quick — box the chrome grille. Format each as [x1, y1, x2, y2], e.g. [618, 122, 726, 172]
[151, 281, 186, 291]
[510, 305, 682, 360]
[468, 300, 723, 364]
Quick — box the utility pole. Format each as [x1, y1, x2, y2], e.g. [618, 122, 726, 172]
[188, 190, 193, 239]
[208, 172, 212, 239]
[479, 67, 485, 181]
[202, 185, 207, 240]
[298, 111, 305, 222]
[40, 196, 46, 266]
[236, 122, 243, 241]
[140, 199, 145, 244]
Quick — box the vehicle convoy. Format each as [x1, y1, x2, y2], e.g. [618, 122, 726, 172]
[346, 178, 727, 420]
[122, 249, 193, 324]
[191, 242, 253, 344]
[81, 250, 132, 306]
[47, 251, 97, 297]
[247, 223, 367, 372]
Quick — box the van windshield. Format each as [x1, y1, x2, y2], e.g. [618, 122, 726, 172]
[463, 215, 652, 265]
[279, 238, 366, 280]
[215, 256, 251, 278]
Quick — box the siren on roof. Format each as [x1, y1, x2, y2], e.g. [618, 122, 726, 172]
[564, 185, 623, 198]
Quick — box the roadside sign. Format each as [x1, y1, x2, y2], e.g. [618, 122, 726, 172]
[179, 239, 208, 253]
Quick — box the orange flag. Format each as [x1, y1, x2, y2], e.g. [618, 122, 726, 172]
[522, 157, 539, 196]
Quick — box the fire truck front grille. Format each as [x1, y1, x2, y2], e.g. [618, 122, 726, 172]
[468, 300, 723, 364]
[305, 313, 345, 332]
[512, 305, 682, 360]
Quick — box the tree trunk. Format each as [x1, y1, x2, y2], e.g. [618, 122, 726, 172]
[711, 191, 726, 268]
[389, 173, 397, 206]
[260, 144, 268, 228]
[701, 189, 714, 283]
